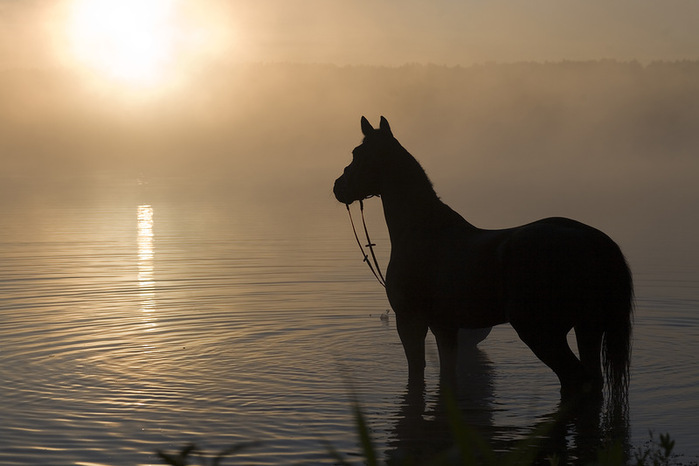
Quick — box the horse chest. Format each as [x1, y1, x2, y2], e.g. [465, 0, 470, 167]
[386, 240, 506, 327]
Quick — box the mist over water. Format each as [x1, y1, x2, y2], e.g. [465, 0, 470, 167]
[2, 61, 699, 463]
[4, 61, 699, 264]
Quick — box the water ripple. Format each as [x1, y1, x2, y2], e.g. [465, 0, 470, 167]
[2, 192, 698, 464]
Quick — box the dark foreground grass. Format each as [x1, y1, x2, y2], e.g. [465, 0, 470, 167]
[157, 399, 688, 466]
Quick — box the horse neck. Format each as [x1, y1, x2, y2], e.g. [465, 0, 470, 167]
[379, 151, 443, 241]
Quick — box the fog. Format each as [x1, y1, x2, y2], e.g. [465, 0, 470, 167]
[4, 0, 699, 67]
[2, 61, 698, 265]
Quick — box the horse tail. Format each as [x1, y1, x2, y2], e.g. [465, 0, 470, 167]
[602, 250, 634, 407]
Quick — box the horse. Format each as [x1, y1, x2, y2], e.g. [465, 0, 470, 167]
[333, 116, 633, 405]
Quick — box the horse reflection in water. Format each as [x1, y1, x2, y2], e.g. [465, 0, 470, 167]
[386, 344, 494, 464]
[333, 116, 633, 409]
[386, 347, 628, 464]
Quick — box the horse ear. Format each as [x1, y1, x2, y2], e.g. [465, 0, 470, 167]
[361, 116, 374, 136]
[379, 116, 393, 136]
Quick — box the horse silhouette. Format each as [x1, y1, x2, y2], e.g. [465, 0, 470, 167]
[334, 116, 633, 406]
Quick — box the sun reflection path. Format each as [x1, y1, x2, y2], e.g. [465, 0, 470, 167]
[137, 205, 156, 317]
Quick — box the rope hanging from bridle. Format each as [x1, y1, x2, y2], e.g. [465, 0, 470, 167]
[346, 200, 386, 288]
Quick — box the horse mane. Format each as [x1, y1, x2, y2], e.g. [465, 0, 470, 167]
[387, 140, 438, 200]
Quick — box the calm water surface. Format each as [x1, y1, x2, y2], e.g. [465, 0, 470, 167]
[1, 178, 698, 465]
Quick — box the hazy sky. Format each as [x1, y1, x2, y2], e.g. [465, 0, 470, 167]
[2, 0, 699, 71]
[2, 1, 699, 265]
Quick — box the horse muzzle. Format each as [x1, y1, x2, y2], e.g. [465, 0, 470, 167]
[333, 176, 354, 204]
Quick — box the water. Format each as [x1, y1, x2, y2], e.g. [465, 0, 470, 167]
[1, 177, 698, 465]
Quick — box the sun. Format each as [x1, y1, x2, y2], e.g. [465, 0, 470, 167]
[64, 0, 232, 93]
[67, 0, 177, 87]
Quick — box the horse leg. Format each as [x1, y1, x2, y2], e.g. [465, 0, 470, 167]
[396, 313, 428, 387]
[430, 324, 459, 387]
[512, 322, 588, 400]
[574, 324, 604, 394]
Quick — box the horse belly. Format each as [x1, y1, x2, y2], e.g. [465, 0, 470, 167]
[434, 264, 508, 329]
[439, 291, 507, 329]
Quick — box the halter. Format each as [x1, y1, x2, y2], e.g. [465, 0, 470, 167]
[346, 199, 386, 288]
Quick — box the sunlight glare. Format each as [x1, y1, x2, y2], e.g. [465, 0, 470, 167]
[68, 0, 176, 86]
[64, 0, 233, 94]
[137, 205, 156, 316]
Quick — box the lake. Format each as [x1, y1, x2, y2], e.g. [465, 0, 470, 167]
[1, 176, 697, 465]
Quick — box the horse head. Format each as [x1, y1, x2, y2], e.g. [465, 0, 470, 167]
[333, 116, 396, 205]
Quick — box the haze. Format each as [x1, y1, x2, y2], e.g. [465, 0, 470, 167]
[4, 0, 699, 67]
[1, 0, 698, 266]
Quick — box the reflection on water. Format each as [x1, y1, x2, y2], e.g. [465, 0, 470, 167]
[0, 178, 698, 465]
[138, 205, 156, 322]
[137, 204, 154, 269]
[386, 348, 496, 464]
[387, 347, 629, 465]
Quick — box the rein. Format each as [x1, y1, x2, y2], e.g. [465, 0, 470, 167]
[346, 200, 386, 288]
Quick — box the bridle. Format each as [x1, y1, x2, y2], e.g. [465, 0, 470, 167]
[346, 199, 386, 288]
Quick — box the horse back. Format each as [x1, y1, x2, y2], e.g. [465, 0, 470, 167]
[428, 216, 628, 329]
[495, 217, 631, 325]
[386, 210, 630, 329]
